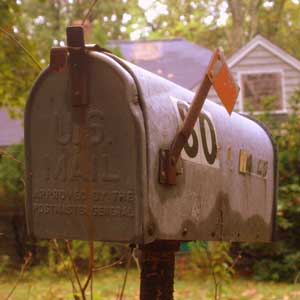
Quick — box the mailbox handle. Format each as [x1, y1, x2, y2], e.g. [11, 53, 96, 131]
[159, 49, 237, 185]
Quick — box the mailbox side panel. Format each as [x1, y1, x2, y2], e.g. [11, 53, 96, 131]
[25, 53, 147, 243]
[111, 58, 277, 243]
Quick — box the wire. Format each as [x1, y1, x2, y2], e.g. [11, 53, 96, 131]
[0, 27, 42, 71]
[81, 0, 99, 26]
[118, 246, 134, 300]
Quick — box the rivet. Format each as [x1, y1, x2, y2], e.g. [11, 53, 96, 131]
[148, 225, 154, 236]
[182, 227, 188, 235]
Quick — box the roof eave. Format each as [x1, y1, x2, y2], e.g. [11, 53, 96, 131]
[227, 35, 300, 72]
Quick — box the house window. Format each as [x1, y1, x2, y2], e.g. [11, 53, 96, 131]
[241, 72, 284, 111]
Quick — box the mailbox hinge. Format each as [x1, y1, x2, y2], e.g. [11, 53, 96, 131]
[49, 26, 112, 107]
[66, 26, 88, 107]
[49, 47, 68, 72]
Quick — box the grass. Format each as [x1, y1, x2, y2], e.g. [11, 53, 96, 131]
[1, 266, 300, 300]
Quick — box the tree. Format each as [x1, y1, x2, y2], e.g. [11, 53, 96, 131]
[0, 0, 40, 114]
[138, 0, 300, 56]
[19, 0, 145, 56]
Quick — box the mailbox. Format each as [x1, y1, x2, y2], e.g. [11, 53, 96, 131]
[25, 27, 277, 244]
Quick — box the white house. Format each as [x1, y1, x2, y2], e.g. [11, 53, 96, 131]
[206, 35, 300, 114]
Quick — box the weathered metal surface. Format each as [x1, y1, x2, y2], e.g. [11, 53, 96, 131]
[25, 51, 146, 242]
[106, 53, 277, 243]
[49, 47, 67, 72]
[25, 40, 277, 243]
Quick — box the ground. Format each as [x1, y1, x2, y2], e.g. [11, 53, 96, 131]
[1, 267, 300, 300]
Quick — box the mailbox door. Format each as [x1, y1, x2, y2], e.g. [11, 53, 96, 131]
[25, 52, 147, 242]
[107, 55, 277, 243]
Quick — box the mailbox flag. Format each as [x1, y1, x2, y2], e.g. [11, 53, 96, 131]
[207, 49, 240, 115]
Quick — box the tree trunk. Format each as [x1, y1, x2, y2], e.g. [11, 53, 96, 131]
[227, 0, 245, 50]
[248, 0, 263, 39]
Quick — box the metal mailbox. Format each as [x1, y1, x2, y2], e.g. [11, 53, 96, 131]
[25, 27, 277, 244]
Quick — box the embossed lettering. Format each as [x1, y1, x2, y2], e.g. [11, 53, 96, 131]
[55, 110, 104, 146]
[33, 203, 135, 218]
[92, 154, 98, 182]
[53, 153, 67, 181]
[102, 153, 120, 182]
[87, 110, 104, 145]
[56, 113, 72, 145]
[178, 102, 199, 158]
[45, 151, 120, 183]
[71, 148, 85, 180]
[34, 189, 135, 204]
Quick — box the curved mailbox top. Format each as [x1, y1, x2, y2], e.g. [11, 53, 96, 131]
[111, 54, 277, 243]
[25, 49, 277, 244]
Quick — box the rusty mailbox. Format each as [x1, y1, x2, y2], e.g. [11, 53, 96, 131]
[25, 27, 277, 244]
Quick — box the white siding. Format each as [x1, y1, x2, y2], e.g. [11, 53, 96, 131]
[197, 44, 300, 112]
[232, 45, 300, 111]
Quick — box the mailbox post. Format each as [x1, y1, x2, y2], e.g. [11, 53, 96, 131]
[25, 26, 277, 300]
[140, 241, 179, 300]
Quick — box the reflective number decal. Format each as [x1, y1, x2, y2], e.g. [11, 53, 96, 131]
[177, 102, 199, 158]
[199, 113, 218, 165]
[171, 96, 220, 168]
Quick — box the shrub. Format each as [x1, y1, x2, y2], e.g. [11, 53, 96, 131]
[0, 143, 24, 208]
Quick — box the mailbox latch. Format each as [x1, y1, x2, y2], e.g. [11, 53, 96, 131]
[66, 26, 88, 107]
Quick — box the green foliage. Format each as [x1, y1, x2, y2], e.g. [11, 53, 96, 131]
[19, 0, 144, 56]
[189, 241, 235, 299]
[2, 268, 300, 300]
[142, 0, 227, 50]
[135, 1, 300, 57]
[70, 241, 123, 267]
[252, 252, 300, 282]
[0, 1, 40, 113]
[0, 255, 10, 274]
[0, 143, 24, 206]
[244, 95, 279, 116]
[47, 241, 125, 274]
[257, 0, 300, 58]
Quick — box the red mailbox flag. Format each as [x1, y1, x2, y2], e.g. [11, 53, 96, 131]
[207, 48, 240, 114]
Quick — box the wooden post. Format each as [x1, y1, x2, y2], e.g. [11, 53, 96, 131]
[139, 241, 179, 300]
